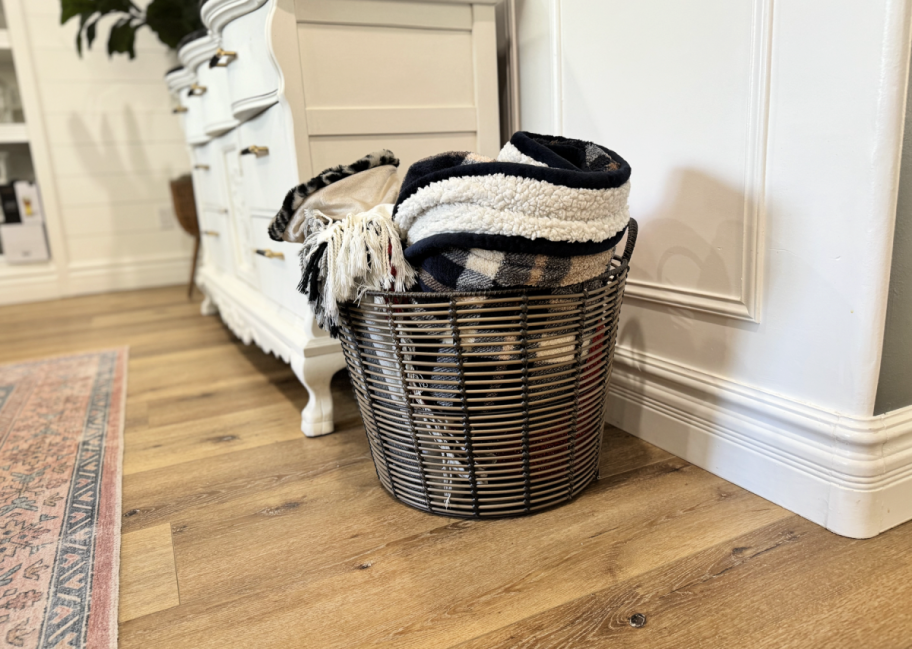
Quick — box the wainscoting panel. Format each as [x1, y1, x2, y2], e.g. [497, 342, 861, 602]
[556, 0, 771, 321]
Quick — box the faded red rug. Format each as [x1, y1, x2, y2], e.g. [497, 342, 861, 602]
[0, 349, 126, 649]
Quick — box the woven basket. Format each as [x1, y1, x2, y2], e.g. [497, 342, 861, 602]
[169, 174, 199, 237]
[338, 219, 637, 518]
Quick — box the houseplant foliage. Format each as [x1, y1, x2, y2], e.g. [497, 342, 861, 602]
[60, 0, 203, 59]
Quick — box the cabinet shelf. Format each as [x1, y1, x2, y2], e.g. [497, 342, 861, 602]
[0, 123, 28, 143]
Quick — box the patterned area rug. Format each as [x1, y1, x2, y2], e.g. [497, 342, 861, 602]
[0, 349, 126, 649]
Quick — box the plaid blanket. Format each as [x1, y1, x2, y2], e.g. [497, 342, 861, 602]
[394, 131, 631, 292]
[415, 247, 617, 292]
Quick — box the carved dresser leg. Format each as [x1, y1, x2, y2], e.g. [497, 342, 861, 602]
[292, 352, 347, 437]
[200, 292, 218, 316]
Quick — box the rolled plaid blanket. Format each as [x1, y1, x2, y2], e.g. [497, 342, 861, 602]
[394, 131, 632, 292]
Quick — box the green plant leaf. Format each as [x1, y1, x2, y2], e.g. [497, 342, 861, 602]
[107, 17, 139, 59]
[60, 0, 97, 25]
[63, 0, 201, 58]
[97, 0, 136, 13]
[145, 0, 204, 50]
[86, 16, 99, 49]
[74, 11, 94, 56]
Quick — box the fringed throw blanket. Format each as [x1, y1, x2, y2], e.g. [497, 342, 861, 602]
[267, 149, 400, 242]
[393, 131, 632, 292]
[266, 150, 414, 336]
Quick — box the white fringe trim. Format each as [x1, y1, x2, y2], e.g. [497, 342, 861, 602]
[299, 204, 416, 331]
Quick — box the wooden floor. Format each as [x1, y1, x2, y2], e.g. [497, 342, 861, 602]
[2, 286, 911, 648]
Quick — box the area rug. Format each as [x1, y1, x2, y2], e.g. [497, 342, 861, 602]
[0, 349, 126, 649]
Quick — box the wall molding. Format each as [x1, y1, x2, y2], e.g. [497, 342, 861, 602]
[628, 0, 771, 322]
[607, 344, 912, 539]
[550, 0, 772, 322]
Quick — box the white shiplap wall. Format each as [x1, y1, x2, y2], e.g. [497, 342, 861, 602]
[1, 0, 192, 302]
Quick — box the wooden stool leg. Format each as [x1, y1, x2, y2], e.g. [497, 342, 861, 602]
[188, 234, 200, 299]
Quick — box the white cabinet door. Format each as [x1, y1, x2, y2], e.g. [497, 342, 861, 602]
[237, 103, 296, 213]
[218, 133, 260, 290]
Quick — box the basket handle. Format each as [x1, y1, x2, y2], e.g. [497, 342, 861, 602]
[622, 218, 638, 263]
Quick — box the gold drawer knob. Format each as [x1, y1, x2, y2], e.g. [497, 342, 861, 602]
[172, 105, 188, 114]
[194, 164, 210, 170]
[240, 145, 269, 158]
[188, 83, 207, 97]
[255, 248, 284, 260]
[203, 230, 220, 237]
[210, 48, 238, 68]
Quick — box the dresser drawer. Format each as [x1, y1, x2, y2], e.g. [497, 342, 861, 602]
[237, 103, 297, 213]
[196, 56, 239, 137]
[183, 92, 211, 146]
[190, 143, 220, 210]
[221, 1, 280, 122]
[199, 209, 232, 274]
[250, 215, 309, 311]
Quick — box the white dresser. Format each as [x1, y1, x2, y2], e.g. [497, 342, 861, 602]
[165, 0, 501, 436]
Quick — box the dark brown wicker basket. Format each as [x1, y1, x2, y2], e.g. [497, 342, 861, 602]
[169, 174, 199, 237]
[338, 219, 638, 518]
[170, 174, 201, 297]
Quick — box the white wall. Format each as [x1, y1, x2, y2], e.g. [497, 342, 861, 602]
[1, 0, 192, 302]
[515, 0, 912, 538]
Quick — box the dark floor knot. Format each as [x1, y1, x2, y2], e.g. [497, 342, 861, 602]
[258, 501, 301, 516]
[629, 613, 647, 628]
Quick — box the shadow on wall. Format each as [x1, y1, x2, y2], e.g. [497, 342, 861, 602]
[64, 107, 181, 255]
[612, 168, 760, 472]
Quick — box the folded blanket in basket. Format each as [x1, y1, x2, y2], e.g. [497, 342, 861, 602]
[266, 150, 415, 335]
[267, 150, 401, 242]
[394, 131, 632, 292]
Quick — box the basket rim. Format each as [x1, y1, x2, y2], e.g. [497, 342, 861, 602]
[350, 255, 629, 302]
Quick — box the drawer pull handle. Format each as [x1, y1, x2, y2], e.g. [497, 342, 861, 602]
[240, 145, 270, 158]
[188, 83, 207, 97]
[203, 230, 220, 237]
[210, 48, 238, 68]
[194, 164, 210, 171]
[255, 248, 284, 260]
[172, 105, 188, 114]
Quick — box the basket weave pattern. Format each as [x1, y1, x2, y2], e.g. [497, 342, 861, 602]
[338, 223, 635, 518]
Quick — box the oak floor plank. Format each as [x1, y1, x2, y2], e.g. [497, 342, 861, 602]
[119, 424, 370, 536]
[120, 461, 792, 649]
[0, 286, 188, 325]
[457, 515, 912, 649]
[0, 286, 908, 649]
[0, 314, 229, 365]
[119, 523, 181, 623]
[123, 401, 306, 475]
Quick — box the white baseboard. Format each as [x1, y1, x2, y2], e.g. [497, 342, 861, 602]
[0, 262, 62, 305]
[0, 254, 192, 306]
[607, 346, 912, 539]
[65, 254, 191, 297]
